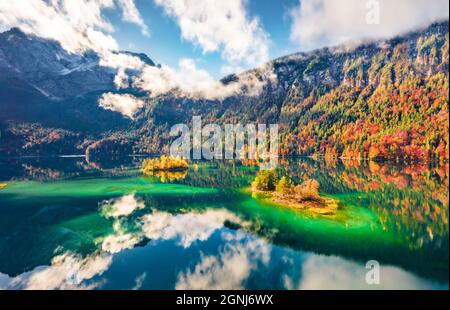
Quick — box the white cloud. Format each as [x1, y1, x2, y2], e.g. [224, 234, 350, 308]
[116, 0, 149, 37]
[98, 93, 145, 118]
[1, 0, 111, 53]
[0, 253, 112, 290]
[100, 194, 145, 218]
[141, 209, 244, 248]
[132, 272, 147, 290]
[289, 0, 449, 51]
[133, 58, 239, 99]
[98, 201, 246, 253]
[0, 1, 150, 53]
[101, 233, 141, 253]
[133, 58, 277, 100]
[114, 69, 130, 89]
[98, 194, 146, 253]
[176, 231, 270, 289]
[100, 51, 148, 70]
[154, 0, 270, 74]
[283, 253, 447, 290]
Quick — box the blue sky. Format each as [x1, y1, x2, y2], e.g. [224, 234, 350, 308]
[106, 0, 300, 78]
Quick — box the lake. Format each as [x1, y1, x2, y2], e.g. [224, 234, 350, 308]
[0, 156, 448, 290]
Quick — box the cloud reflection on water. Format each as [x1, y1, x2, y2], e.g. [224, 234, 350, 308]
[0, 193, 446, 290]
[0, 194, 247, 289]
[284, 254, 448, 290]
[141, 209, 244, 248]
[176, 231, 271, 289]
[0, 253, 111, 290]
[100, 193, 145, 218]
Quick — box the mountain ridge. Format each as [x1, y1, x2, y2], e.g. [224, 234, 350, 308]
[129, 21, 448, 162]
[0, 21, 448, 162]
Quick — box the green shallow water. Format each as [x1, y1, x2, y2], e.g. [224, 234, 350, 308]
[0, 157, 448, 289]
[1, 177, 218, 199]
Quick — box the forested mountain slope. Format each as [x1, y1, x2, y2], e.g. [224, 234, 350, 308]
[0, 22, 448, 162]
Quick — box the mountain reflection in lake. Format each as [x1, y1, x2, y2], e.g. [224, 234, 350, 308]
[0, 157, 448, 290]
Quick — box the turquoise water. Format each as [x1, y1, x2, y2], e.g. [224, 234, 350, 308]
[0, 157, 448, 289]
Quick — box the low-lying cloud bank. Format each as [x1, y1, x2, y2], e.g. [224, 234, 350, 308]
[132, 59, 276, 100]
[289, 0, 449, 51]
[98, 93, 145, 119]
[98, 58, 276, 118]
[99, 53, 277, 118]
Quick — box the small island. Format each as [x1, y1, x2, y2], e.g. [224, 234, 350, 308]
[0, 183, 7, 190]
[142, 155, 189, 175]
[251, 170, 339, 215]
